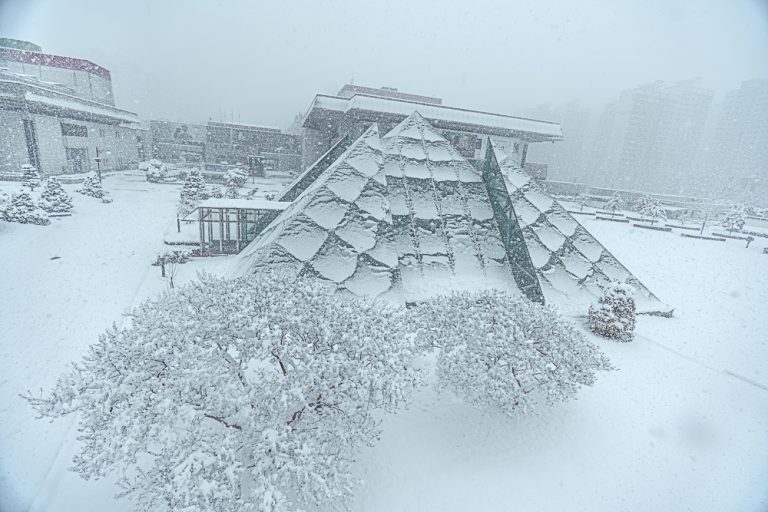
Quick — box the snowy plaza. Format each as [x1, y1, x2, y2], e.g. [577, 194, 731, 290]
[1, 157, 767, 510]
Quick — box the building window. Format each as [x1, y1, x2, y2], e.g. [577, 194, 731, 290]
[61, 123, 88, 137]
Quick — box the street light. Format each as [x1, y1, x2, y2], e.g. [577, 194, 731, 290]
[94, 147, 103, 184]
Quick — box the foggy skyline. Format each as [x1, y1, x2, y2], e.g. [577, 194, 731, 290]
[1, 0, 767, 128]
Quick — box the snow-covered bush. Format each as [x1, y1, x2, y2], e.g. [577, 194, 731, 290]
[722, 204, 746, 232]
[604, 194, 623, 216]
[152, 249, 192, 288]
[4, 192, 50, 225]
[209, 185, 224, 199]
[178, 168, 207, 215]
[77, 173, 111, 202]
[588, 282, 636, 342]
[639, 197, 667, 225]
[24, 272, 421, 512]
[0, 191, 9, 220]
[225, 178, 240, 199]
[225, 167, 248, 188]
[21, 164, 41, 191]
[142, 159, 167, 183]
[412, 290, 612, 417]
[38, 177, 73, 214]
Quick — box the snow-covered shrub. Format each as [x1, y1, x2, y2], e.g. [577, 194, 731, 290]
[639, 197, 667, 225]
[152, 249, 192, 288]
[604, 194, 623, 216]
[0, 191, 9, 220]
[143, 159, 167, 183]
[21, 164, 41, 191]
[588, 282, 636, 342]
[24, 272, 421, 512]
[38, 177, 73, 214]
[412, 290, 612, 417]
[178, 168, 207, 215]
[722, 204, 746, 232]
[225, 167, 248, 188]
[224, 178, 240, 199]
[4, 192, 50, 225]
[77, 173, 111, 202]
[209, 185, 224, 199]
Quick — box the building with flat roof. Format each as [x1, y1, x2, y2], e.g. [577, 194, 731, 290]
[300, 84, 562, 171]
[0, 39, 140, 176]
[205, 121, 301, 175]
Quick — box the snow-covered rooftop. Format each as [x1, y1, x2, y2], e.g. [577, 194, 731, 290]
[24, 92, 138, 123]
[197, 198, 291, 210]
[307, 93, 562, 139]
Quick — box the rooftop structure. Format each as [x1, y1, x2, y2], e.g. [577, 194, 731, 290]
[300, 85, 562, 170]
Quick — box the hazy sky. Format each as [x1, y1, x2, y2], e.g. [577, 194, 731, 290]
[1, 0, 767, 128]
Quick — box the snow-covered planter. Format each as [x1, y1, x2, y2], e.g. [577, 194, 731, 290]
[4, 192, 50, 225]
[24, 271, 422, 512]
[412, 290, 612, 417]
[588, 282, 636, 342]
[38, 177, 73, 215]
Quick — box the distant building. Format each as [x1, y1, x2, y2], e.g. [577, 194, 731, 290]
[148, 120, 206, 164]
[204, 121, 301, 175]
[591, 80, 713, 194]
[709, 79, 768, 204]
[300, 84, 562, 170]
[0, 39, 140, 176]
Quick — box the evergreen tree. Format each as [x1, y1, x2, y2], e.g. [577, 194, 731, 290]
[38, 177, 73, 214]
[224, 175, 240, 199]
[178, 168, 207, 215]
[21, 164, 41, 191]
[588, 282, 636, 342]
[0, 191, 9, 221]
[76, 173, 112, 202]
[5, 192, 50, 225]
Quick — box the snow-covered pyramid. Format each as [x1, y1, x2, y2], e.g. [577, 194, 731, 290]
[233, 111, 664, 311]
[231, 124, 403, 300]
[380, 112, 532, 303]
[490, 145, 663, 310]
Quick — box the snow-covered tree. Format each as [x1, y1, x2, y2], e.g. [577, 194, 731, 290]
[77, 173, 111, 202]
[4, 192, 50, 225]
[0, 191, 9, 220]
[604, 194, 623, 217]
[225, 168, 248, 188]
[588, 282, 636, 342]
[152, 249, 191, 288]
[178, 168, 207, 216]
[21, 164, 41, 191]
[209, 186, 224, 199]
[225, 176, 241, 199]
[38, 177, 73, 214]
[412, 290, 612, 417]
[142, 159, 168, 183]
[721, 204, 746, 232]
[24, 271, 421, 512]
[639, 197, 667, 225]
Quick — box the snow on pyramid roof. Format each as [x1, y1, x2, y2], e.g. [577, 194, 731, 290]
[491, 144, 666, 312]
[231, 124, 403, 301]
[381, 111, 531, 303]
[232, 111, 665, 312]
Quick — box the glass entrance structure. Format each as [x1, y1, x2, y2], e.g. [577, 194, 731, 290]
[196, 199, 289, 255]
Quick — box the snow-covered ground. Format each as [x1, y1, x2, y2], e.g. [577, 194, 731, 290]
[1, 173, 766, 511]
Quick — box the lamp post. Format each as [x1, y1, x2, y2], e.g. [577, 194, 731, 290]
[94, 147, 103, 184]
